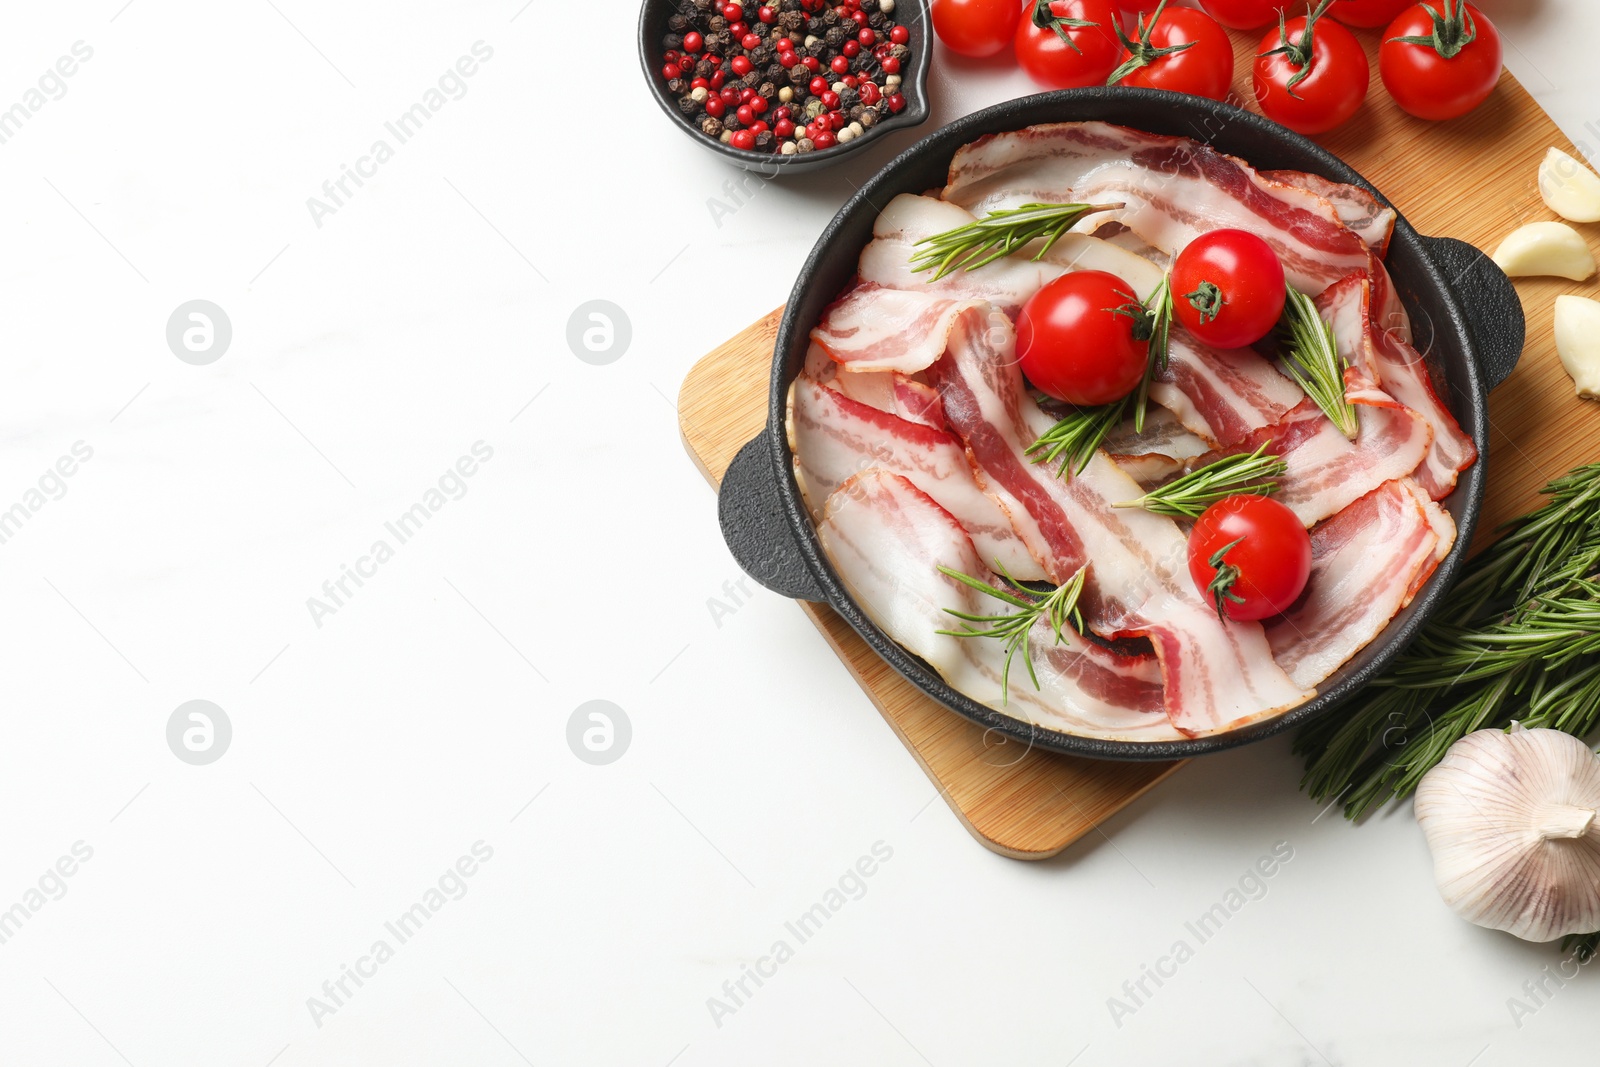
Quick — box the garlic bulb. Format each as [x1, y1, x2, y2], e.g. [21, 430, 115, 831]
[1416, 725, 1600, 942]
[1554, 295, 1600, 400]
[1492, 221, 1596, 281]
[1539, 147, 1600, 223]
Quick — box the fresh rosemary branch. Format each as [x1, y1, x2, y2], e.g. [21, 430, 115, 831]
[937, 564, 1088, 703]
[1278, 286, 1358, 439]
[1026, 397, 1129, 480]
[1119, 278, 1173, 433]
[1294, 461, 1600, 820]
[1114, 442, 1287, 519]
[909, 201, 1123, 280]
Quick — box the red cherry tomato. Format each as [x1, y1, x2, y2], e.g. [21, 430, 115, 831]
[1016, 270, 1149, 406]
[1327, 0, 1411, 28]
[1171, 230, 1287, 349]
[1188, 495, 1311, 622]
[1016, 0, 1123, 90]
[1379, 0, 1501, 121]
[1110, 1, 1235, 101]
[1253, 5, 1370, 135]
[1196, 0, 1283, 30]
[931, 0, 1021, 57]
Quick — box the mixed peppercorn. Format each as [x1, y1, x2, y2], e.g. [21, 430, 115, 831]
[659, 0, 913, 155]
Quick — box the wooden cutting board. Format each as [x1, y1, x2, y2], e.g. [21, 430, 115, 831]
[677, 31, 1597, 859]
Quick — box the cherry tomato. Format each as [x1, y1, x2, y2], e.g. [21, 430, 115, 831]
[1016, 270, 1149, 406]
[1196, 0, 1283, 30]
[1110, 1, 1235, 101]
[931, 0, 1021, 57]
[1327, 0, 1411, 28]
[1171, 230, 1287, 349]
[1379, 0, 1501, 121]
[1253, 4, 1370, 135]
[1016, 0, 1123, 90]
[1188, 495, 1311, 622]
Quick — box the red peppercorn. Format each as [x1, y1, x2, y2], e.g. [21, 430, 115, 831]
[890, 25, 909, 44]
[684, 31, 704, 52]
[707, 54, 722, 65]
[780, 51, 799, 67]
[887, 92, 905, 113]
[731, 55, 752, 75]
[691, 76, 709, 89]
[731, 129, 756, 150]
[721, 2, 743, 20]
[881, 56, 900, 74]
[859, 81, 880, 104]
[678, 55, 696, 73]
[758, 4, 776, 22]
[711, 70, 726, 88]
[821, 90, 840, 108]
[842, 39, 859, 57]
[858, 27, 875, 46]
[741, 32, 761, 50]
[729, 21, 748, 37]
[830, 54, 849, 73]
[774, 105, 791, 120]
[851, 9, 867, 25]
[803, 55, 821, 71]
[705, 96, 726, 117]
[775, 118, 795, 137]
[810, 75, 829, 94]
[660, 64, 679, 80]
[814, 130, 837, 148]
[721, 86, 740, 106]
[751, 120, 769, 133]
[736, 104, 755, 124]
[775, 37, 793, 51]
[843, 74, 858, 88]
[874, 42, 891, 59]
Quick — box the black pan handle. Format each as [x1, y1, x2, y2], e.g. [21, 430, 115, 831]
[718, 434, 827, 602]
[1421, 235, 1526, 391]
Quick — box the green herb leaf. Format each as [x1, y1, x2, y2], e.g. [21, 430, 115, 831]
[936, 563, 1088, 704]
[1115, 442, 1288, 519]
[909, 201, 1123, 280]
[1025, 397, 1129, 480]
[1279, 286, 1358, 439]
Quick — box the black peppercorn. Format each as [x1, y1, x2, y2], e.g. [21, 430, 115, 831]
[668, 13, 691, 32]
[822, 7, 840, 24]
[860, 108, 878, 127]
[782, 0, 802, 9]
[706, 32, 731, 53]
[779, 10, 804, 31]
[806, 38, 826, 57]
[758, 80, 778, 100]
[693, 0, 713, 9]
[664, 32, 684, 49]
[756, 130, 775, 150]
[765, 62, 785, 81]
[750, 45, 773, 66]
[708, 14, 728, 31]
[861, 0, 881, 10]
[868, 12, 890, 30]
[740, 71, 762, 89]
[824, 26, 845, 47]
[848, 104, 866, 121]
[667, 76, 690, 95]
[701, 116, 724, 137]
[787, 65, 809, 86]
[677, 94, 698, 115]
[890, 43, 910, 60]
[839, 87, 860, 109]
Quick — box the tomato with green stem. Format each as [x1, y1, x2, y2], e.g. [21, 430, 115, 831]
[1171, 229, 1287, 349]
[1327, 0, 1411, 27]
[1379, 0, 1502, 121]
[1016, 0, 1123, 90]
[1108, 0, 1235, 101]
[931, 0, 1022, 57]
[1188, 494, 1311, 622]
[1254, 0, 1371, 135]
[1017, 270, 1151, 406]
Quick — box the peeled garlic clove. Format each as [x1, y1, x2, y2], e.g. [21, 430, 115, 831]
[1491, 222, 1596, 281]
[1539, 147, 1600, 223]
[1415, 725, 1600, 943]
[1554, 295, 1600, 400]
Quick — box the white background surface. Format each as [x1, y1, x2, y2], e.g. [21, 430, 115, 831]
[0, 1, 1596, 1064]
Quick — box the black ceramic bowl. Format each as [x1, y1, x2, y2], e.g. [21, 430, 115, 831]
[638, 0, 932, 174]
[716, 89, 1527, 761]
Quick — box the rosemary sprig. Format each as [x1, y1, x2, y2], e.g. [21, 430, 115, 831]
[1025, 397, 1130, 480]
[909, 201, 1123, 280]
[1278, 286, 1358, 439]
[1114, 442, 1288, 519]
[1294, 461, 1600, 821]
[1118, 278, 1173, 433]
[937, 564, 1088, 704]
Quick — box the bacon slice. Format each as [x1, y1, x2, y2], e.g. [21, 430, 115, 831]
[857, 193, 1166, 314]
[817, 469, 1182, 741]
[810, 284, 984, 372]
[1102, 405, 1212, 485]
[1152, 331, 1306, 447]
[1266, 480, 1444, 688]
[1192, 392, 1433, 527]
[1260, 169, 1396, 257]
[941, 122, 1372, 294]
[788, 376, 1046, 579]
[924, 307, 1311, 736]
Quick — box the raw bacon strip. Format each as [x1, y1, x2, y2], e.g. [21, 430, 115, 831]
[1193, 393, 1433, 527]
[811, 284, 984, 372]
[1266, 481, 1442, 689]
[941, 122, 1371, 293]
[824, 364, 948, 430]
[1367, 263, 1478, 498]
[788, 376, 1047, 579]
[925, 306, 1311, 737]
[1152, 331, 1305, 447]
[1260, 169, 1396, 257]
[857, 193, 1165, 314]
[1102, 406, 1212, 485]
[817, 470, 1182, 741]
